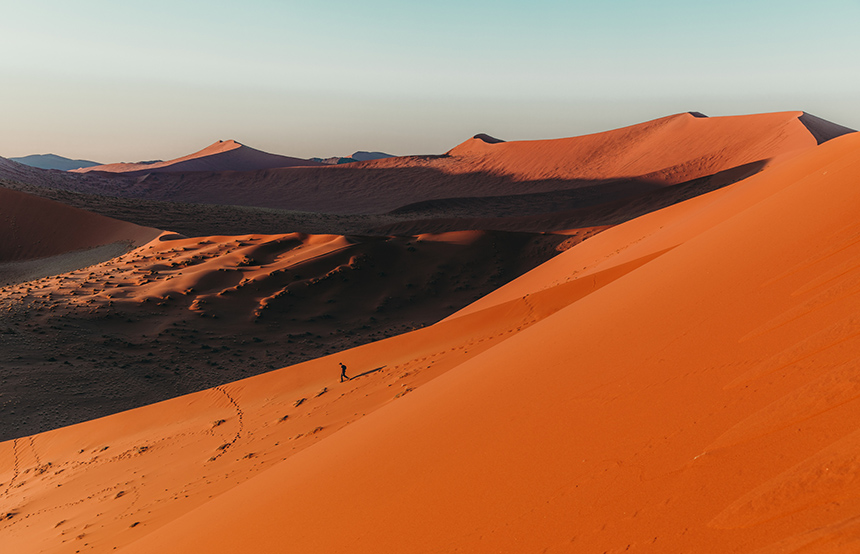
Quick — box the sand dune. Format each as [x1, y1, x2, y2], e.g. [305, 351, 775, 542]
[0, 186, 159, 284]
[438, 110, 846, 183]
[3, 125, 860, 552]
[3, 112, 846, 223]
[119, 129, 860, 552]
[107, 111, 840, 215]
[0, 227, 565, 440]
[73, 140, 322, 175]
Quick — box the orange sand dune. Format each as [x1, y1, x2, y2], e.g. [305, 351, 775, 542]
[0, 186, 158, 265]
[3, 131, 860, 552]
[73, 140, 321, 175]
[0, 227, 563, 440]
[435, 110, 851, 183]
[119, 130, 860, 552]
[90, 111, 850, 215]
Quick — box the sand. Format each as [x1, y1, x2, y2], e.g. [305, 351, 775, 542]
[108, 129, 860, 553]
[72, 140, 322, 175]
[0, 186, 159, 282]
[0, 227, 566, 440]
[2, 113, 860, 553]
[4, 112, 846, 221]
[107, 111, 835, 214]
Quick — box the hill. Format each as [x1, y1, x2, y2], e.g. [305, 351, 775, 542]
[73, 140, 322, 175]
[95, 111, 848, 214]
[9, 153, 102, 171]
[0, 112, 851, 237]
[0, 186, 159, 284]
[3, 130, 860, 553]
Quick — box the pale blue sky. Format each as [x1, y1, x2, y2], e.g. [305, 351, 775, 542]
[1, 0, 858, 162]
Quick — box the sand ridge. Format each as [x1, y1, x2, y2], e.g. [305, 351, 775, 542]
[0, 227, 566, 440]
[72, 140, 322, 175]
[4, 112, 846, 221]
[3, 114, 860, 553]
[117, 111, 831, 215]
[71, 133, 860, 552]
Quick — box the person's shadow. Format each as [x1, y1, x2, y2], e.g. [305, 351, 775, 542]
[348, 365, 386, 380]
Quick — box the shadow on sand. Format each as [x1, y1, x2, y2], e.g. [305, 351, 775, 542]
[350, 366, 387, 380]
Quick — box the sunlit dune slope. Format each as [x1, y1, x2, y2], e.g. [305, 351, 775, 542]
[1, 113, 849, 235]
[120, 131, 860, 552]
[439, 110, 851, 183]
[0, 256, 579, 553]
[4, 131, 860, 552]
[102, 111, 848, 215]
[73, 140, 321, 175]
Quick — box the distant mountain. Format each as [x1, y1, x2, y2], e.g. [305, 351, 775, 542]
[311, 151, 395, 165]
[310, 156, 360, 165]
[10, 153, 102, 171]
[74, 140, 322, 175]
[351, 151, 394, 162]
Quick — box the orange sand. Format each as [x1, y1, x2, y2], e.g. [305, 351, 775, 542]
[0, 226, 564, 440]
[2, 115, 859, 553]
[73, 140, 321, 175]
[0, 186, 158, 263]
[55, 112, 845, 217]
[1, 126, 860, 552]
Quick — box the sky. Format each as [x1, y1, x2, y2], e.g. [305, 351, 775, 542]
[1, 0, 858, 162]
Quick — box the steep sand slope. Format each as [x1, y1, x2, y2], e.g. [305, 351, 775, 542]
[0, 186, 159, 283]
[0, 187, 157, 263]
[73, 140, 321, 175]
[119, 131, 860, 553]
[439, 110, 849, 183]
[0, 277, 575, 552]
[3, 134, 860, 552]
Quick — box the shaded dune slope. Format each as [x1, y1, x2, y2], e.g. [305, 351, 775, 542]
[0, 229, 565, 440]
[373, 158, 768, 234]
[0, 187, 157, 263]
[3, 131, 860, 552]
[120, 130, 860, 552]
[101, 111, 837, 214]
[2, 112, 847, 224]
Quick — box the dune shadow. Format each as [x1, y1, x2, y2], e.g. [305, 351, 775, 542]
[371, 159, 770, 235]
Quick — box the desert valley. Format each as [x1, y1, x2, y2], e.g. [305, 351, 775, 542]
[4, 110, 860, 553]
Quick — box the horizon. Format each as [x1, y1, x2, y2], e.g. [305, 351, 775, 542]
[6, 4, 860, 548]
[6, 109, 853, 167]
[1, 1, 858, 162]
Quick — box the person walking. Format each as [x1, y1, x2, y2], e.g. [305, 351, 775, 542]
[339, 362, 349, 382]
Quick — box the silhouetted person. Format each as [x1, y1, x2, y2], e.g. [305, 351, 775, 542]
[340, 362, 349, 382]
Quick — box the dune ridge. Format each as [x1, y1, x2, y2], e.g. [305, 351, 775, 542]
[109, 129, 860, 553]
[3, 112, 846, 220]
[440, 111, 838, 183]
[121, 111, 834, 215]
[2, 128, 860, 552]
[3, 112, 860, 553]
[73, 140, 322, 175]
[0, 225, 565, 440]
